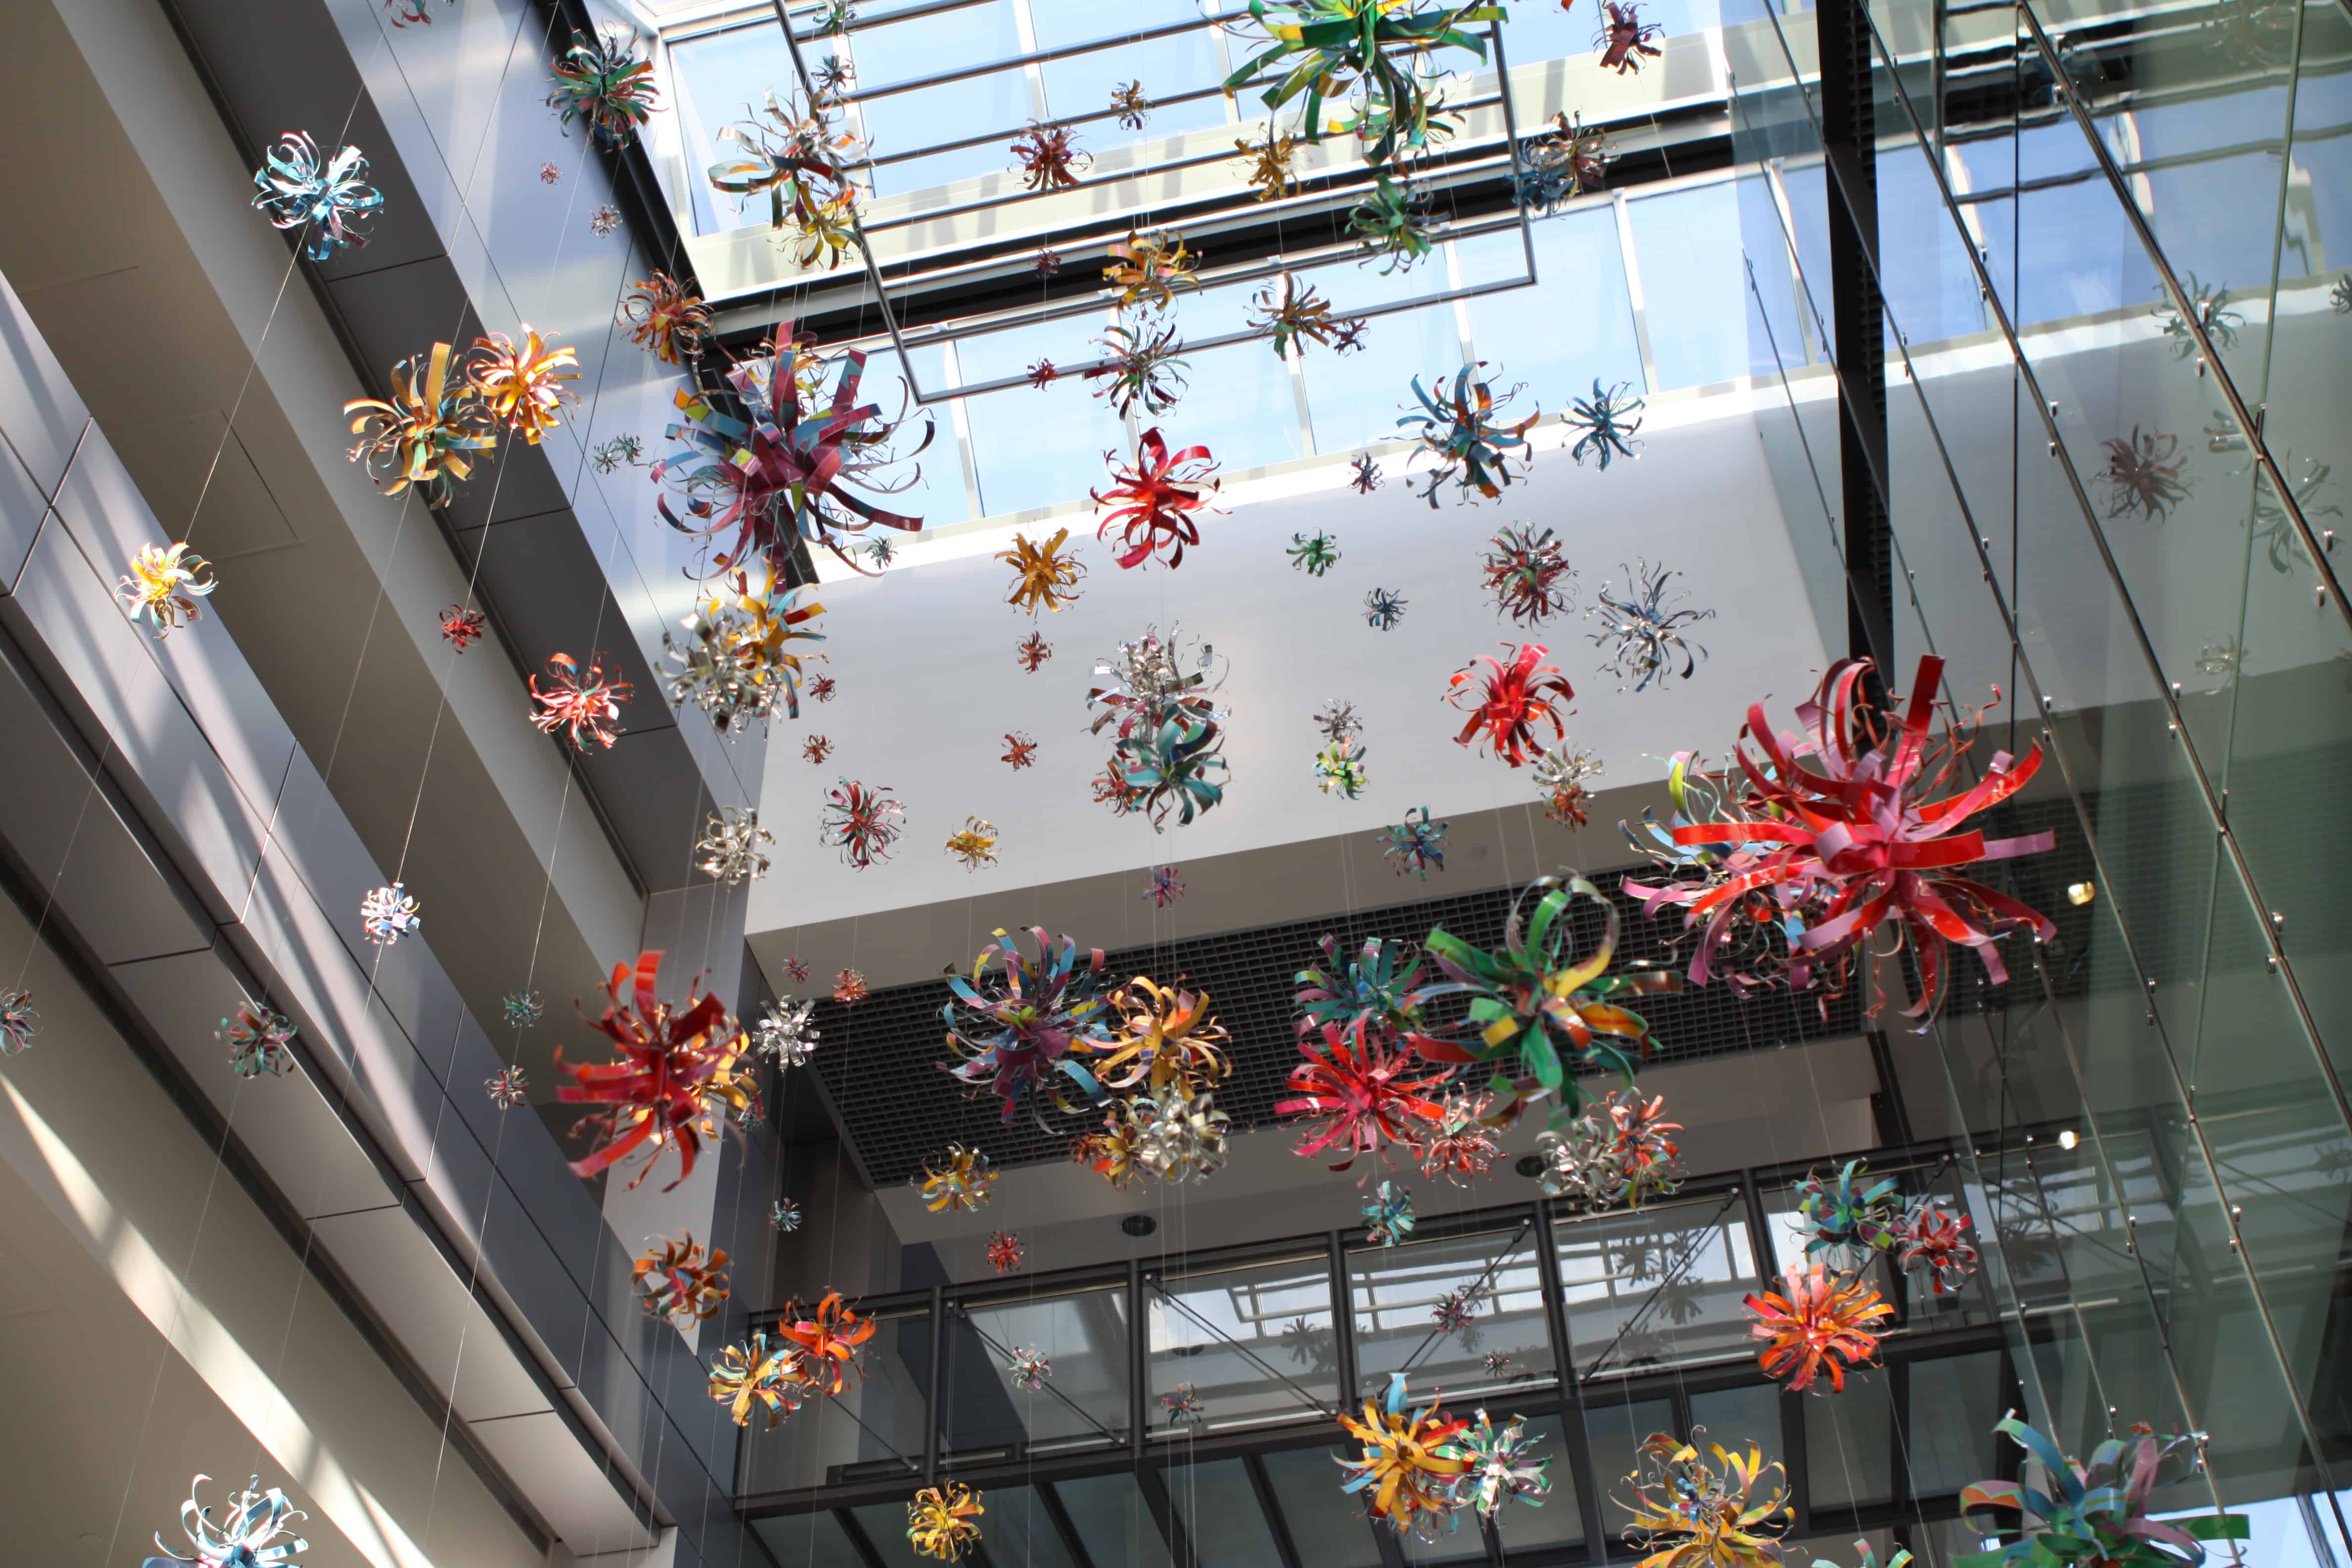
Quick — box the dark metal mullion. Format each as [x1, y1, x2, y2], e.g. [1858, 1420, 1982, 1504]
[861, 81, 1238, 167]
[2014, 2, 2348, 621]
[1330, 1229, 1361, 1403]
[1130, 1259, 1148, 1455]
[1243, 1453, 1305, 1568]
[1536, 1196, 1608, 1567]
[925, 1283, 946, 1483]
[1038, 1480, 1099, 1568]
[1139, 1458, 1195, 1568]
[1781, 1385, 1813, 1539]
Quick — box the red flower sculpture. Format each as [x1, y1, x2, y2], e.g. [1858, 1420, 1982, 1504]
[1653, 654, 2056, 1020]
[556, 950, 752, 1189]
[1017, 632, 1053, 672]
[1444, 643, 1574, 767]
[1743, 1263, 1892, 1393]
[1894, 1200, 1980, 1293]
[531, 651, 631, 750]
[986, 1230, 1025, 1274]
[1274, 1017, 1454, 1172]
[1091, 428, 1220, 570]
[441, 604, 486, 650]
[775, 1289, 876, 1395]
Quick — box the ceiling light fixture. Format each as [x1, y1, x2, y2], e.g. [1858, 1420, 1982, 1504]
[1122, 1213, 1158, 1237]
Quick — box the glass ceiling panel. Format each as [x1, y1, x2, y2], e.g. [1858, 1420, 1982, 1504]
[1556, 1194, 1759, 1380]
[1259, 1445, 1386, 1568]
[1150, 1252, 1336, 1434]
[670, 26, 813, 235]
[1057, 1471, 1179, 1568]
[1164, 1457, 1284, 1565]
[1347, 1220, 1557, 1403]
[1463, 204, 1642, 395]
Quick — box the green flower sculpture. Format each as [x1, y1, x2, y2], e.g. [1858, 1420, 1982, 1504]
[1958, 1416, 2246, 1568]
[1222, 0, 1506, 172]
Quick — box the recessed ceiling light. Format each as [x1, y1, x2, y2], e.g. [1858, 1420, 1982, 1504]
[1515, 1154, 1545, 1178]
[1122, 1213, 1158, 1237]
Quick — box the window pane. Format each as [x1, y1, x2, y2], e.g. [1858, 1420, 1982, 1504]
[988, 1485, 1082, 1568]
[1558, 1195, 1759, 1380]
[1301, 299, 1462, 459]
[1151, 1252, 1335, 1433]
[669, 26, 809, 235]
[848, 347, 970, 533]
[963, 366, 1126, 518]
[1161, 340, 1304, 474]
[1348, 1222, 1556, 1402]
[941, 1284, 1130, 1458]
[1492, 1413, 1586, 1554]
[1057, 1472, 1178, 1568]
[1164, 1458, 1283, 1565]
[750, 1511, 865, 1568]
[1907, 1351, 2005, 1499]
[1805, 1364, 1894, 1510]
[1686, 1381, 1785, 1479]
[1628, 181, 1751, 391]
[1464, 207, 1641, 397]
[1260, 1445, 1386, 1568]
[1584, 1394, 1674, 1509]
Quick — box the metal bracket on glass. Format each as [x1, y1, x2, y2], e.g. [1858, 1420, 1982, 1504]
[756, 1, 1539, 405]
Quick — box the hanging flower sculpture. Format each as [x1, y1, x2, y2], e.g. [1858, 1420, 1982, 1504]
[1361, 1178, 1417, 1245]
[1092, 429, 1223, 570]
[1587, 560, 1714, 692]
[697, 807, 773, 884]
[752, 996, 821, 1067]
[441, 605, 486, 651]
[708, 1333, 812, 1429]
[1224, 0, 1504, 171]
[832, 968, 870, 1005]
[1035, 247, 1063, 278]
[986, 1230, 1024, 1273]
[921, 1144, 998, 1213]
[589, 203, 624, 237]
[344, 343, 499, 502]
[1012, 121, 1090, 191]
[1534, 742, 1605, 827]
[251, 132, 382, 259]
[708, 90, 867, 271]
[819, 778, 905, 868]
[1091, 975, 1233, 1097]
[146, 1475, 308, 1568]
[1959, 1416, 2248, 1568]
[772, 1197, 803, 1231]
[1294, 932, 1439, 1044]
[1365, 586, 1409, 628]
[555, 949, 756, 1190]
[486, 1065, 530, 1109]
[1596, 3, 1665, 73]
[1446, 642, 1574, 767]
[117, 543, 219, 638]
[2152, 273, 2244, 369]
[1027, 358, 1058, 389]
[546, 26, 661, 147]
[1378, 806, 1449, 879]
[1002, 732, 1039, 769]
[590, 434, 644, 474]
[1515, 111, 1614, 213]
[777, 1289, 878, 1395]
[1483, 524, 1576, 626]
[1893, 1197, 1981, 1292]
[1085, 318, 1190, 418]
[1566, 380, 1645, 468]
[1143, 864, 1185, 907]
[1401, 363, 1539, 507]
[1250, 275, 1367, 359]
[802, 736, 834, 765]
[1615, 1431, 1793, 1568]
[219, 1002, 298, 1079]
[1352, 453, 1385, 492]
[2100, 426, 2192, 522]
[998, 527, 1087, 615]
[1104, 230, 1199, 312]
[1162, 1382, 1208, 1427]
[944, 817, 1000, 870]
[665, 561, 829, 730]
[1130, 1083, 1231, 1180]
[940, 926, 1115, 1124]
[359, 883, 422, 946]
[530, 651, 631, 750]
[1277, 1017, 1451, 1169]
[1112, 80, 1152, 128]
[636, 1234, 732, 1328]
[1448, 1409, 1553, 1519]
[1088, 627, 1230, 827]
[1232, 124, 1306, 200]
[1350, 176, 1437, 273]
[0, 989, 38, 1055]
[620, 273, 711, 365]
[1639, 654, 2058, 1020]
[1743, 1263, 1891, 1394]
[1009, 1346, 1053, 1389]
[1072, 1100, 1147, 1188]
[654, 320, 931, 576]
[1017, 632, 1053, 671]
[466, 326, 579, 444]
[1337, 1373, 1471, 1537]
[1536, 1087, 1684, 1209]
[1317, 736, 1372, 798]
[1417, 1092, 1501, 1183]
[1420, 874, 1673, 1126]
[1793, 1159, 1901, 1256]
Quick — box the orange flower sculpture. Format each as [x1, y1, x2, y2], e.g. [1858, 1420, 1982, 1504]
[775, 1289, 876, 1395]
[555, 950, 754, 1189]
[1742, 1263, 1892, 1393]
[708, 1332, 813, 1428]
[1092, 428, 1221, 570]
[635, 1234, 731, 1327]
[467, 325, 579, 443]
[1445, 643, 1575, 767]
[621, 272, 711, 364]
[1336, 1373, 1470, 1537]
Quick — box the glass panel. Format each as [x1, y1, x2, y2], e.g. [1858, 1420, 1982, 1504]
[1260, 1445, 1386, 1568]
[1348, 1221, 1556, 1404]
[1150, 1252, 1335, 1433]
[963, 361, 1127, 518]
[1299, 298, 1463, 461]
[1687, 1382, 1786, 1479]
[1558, 1194, 1761, 1379]
[1492, 1413, 1587, 1554]
[749, 1510, 865, 1568]
[1165, 340, 1305, 473]
[1057, 1471, 1179, 1568]
[986, 1485, 1082, 1568]
[1627, 181, 1753, 391]
[940, 1284, 1129, 1459]
[1461, 207, 1643, 403]
[1583, 1394, 1674, 1510]
[1907, 1350, 2006, 1499]
[853, 1500, 948, 1568]
[1805, 1364, 1895, 1510]
[855, 347, 971, 533]
[1163, 1458, 1282, 1565]
[739, 1301, 931, 1493]
[668, 25, 806, 235]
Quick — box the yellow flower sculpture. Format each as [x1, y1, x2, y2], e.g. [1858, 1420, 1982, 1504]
[944, 817, 1000, 871]
[467, 325, 580, 444]
[344, 341, 499, 501]
[1336, 1373, 1470, 1538]
[1615, 1430, 1792, 1568]
[920, 1143, 997, 1212]
[907, 1480, 985, 1561]
[1072, 1103, 1146, 1189]
[707, 1333, 812, 1429]
[1104, 230, 1199, 312]
[1233, 125, 1306, 199]
[997, 527, 1087, 615]
[1089, 976, 1232, 1095]
[116, 542, 218, 638]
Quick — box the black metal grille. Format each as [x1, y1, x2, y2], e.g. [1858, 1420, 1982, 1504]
[807, 865, 1867, 1189]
